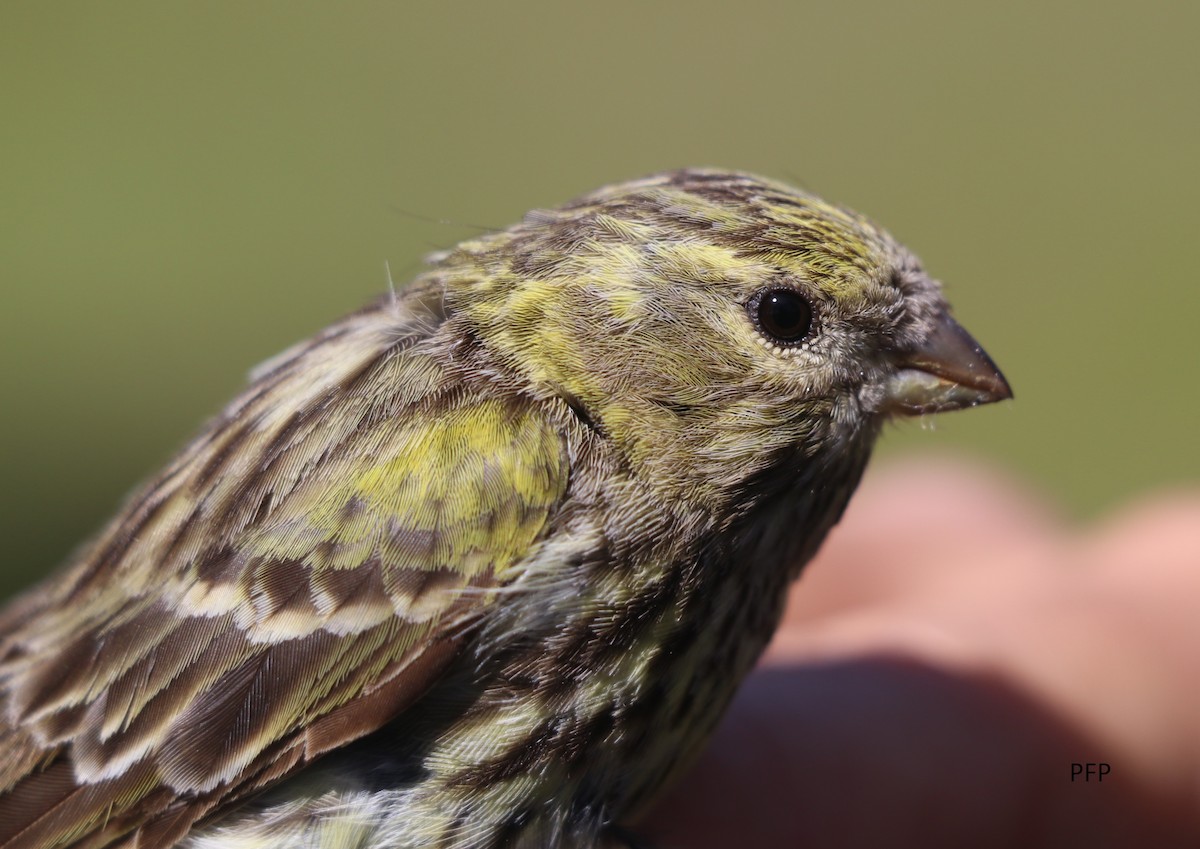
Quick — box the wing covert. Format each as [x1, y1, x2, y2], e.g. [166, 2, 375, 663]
[0, 304, 570, 849]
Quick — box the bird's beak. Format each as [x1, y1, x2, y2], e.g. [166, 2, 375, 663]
[882, 312, 1013, 415]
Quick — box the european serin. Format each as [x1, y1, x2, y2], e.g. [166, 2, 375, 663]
[0, 169, 1010, 849]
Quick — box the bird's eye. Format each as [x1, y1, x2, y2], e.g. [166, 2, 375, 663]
[749, 287, 814, 346]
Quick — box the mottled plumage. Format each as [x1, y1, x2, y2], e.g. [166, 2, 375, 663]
[0, 169, 1010, 849]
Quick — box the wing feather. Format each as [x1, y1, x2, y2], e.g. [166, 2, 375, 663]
[0, 292, 570, 849]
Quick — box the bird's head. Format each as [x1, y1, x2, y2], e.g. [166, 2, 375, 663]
[435, 169, 1011, 508]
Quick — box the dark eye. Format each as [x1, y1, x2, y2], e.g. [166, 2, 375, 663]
[749, 287, 814, 345]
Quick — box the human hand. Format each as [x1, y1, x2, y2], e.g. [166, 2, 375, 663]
[643, 458, 1200, 848]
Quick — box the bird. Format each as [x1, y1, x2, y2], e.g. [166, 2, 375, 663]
[0, 168, 1011, 849]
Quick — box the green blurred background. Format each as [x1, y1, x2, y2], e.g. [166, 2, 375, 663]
[2, 1, 1197, 599]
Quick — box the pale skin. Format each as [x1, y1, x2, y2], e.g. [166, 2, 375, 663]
[643, 458, 1200, 848]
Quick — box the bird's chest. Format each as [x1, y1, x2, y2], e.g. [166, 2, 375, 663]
[598, 540, 795, 816]
[446, 529, 798, 831]
[570, 476, 854, 819]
